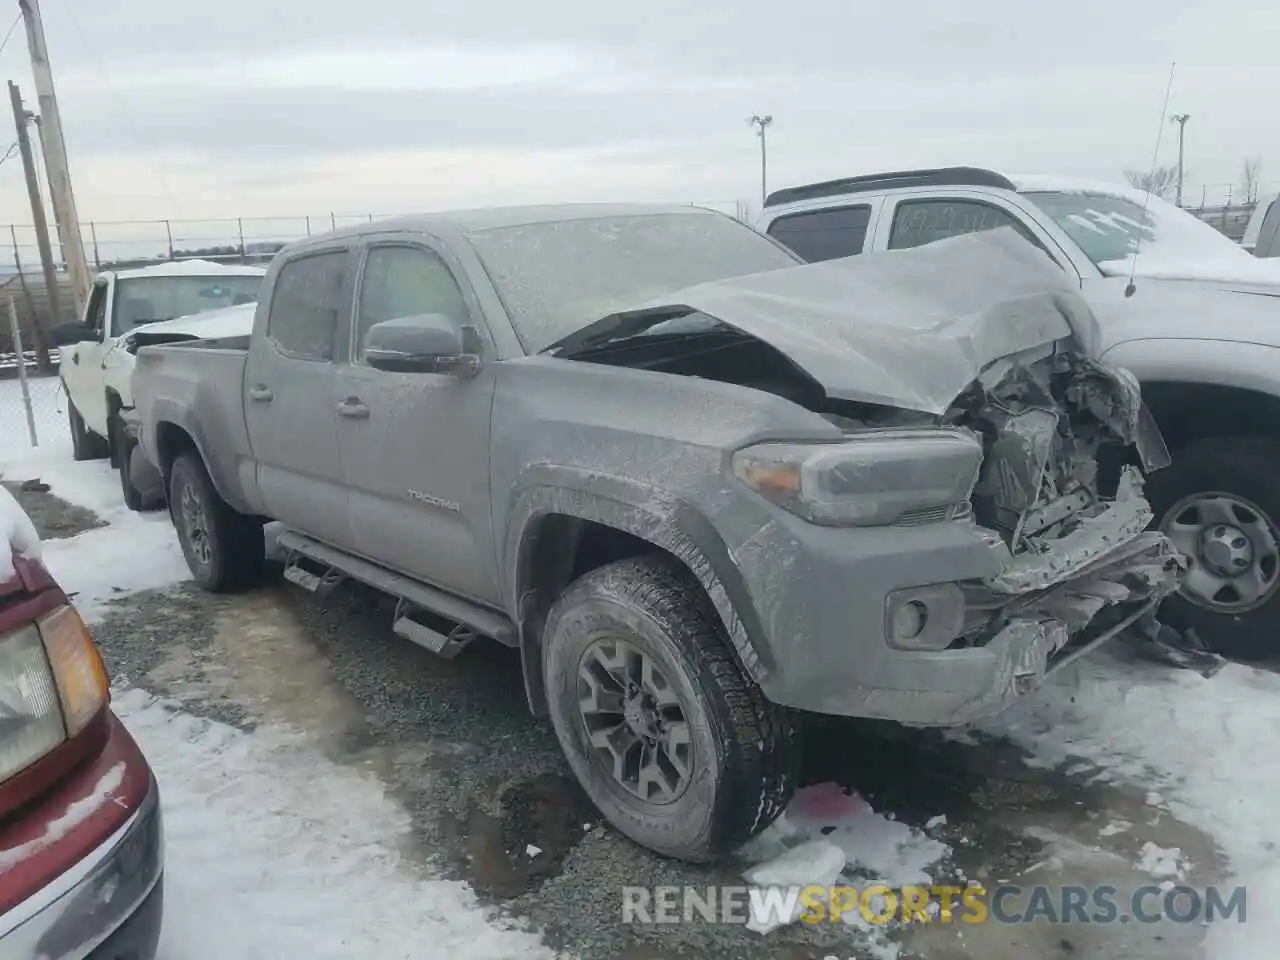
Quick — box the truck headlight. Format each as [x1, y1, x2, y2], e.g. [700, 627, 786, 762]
[0, 605, 109, 783]
[731, 429, 983, 527]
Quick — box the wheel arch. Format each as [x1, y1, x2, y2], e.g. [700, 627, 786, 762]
[1141, 380, 1280, 450]
[504, 472, 773, 717]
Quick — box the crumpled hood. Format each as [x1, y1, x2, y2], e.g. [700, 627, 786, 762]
[620, 227, 1102, 415]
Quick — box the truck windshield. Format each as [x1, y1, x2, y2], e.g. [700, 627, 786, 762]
[466, 212, 800, 353]
[114, 275, 264, 331]
[1023, 189, 1252, 274]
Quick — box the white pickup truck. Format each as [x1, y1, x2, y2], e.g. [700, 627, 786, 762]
[49, 260, 264, 506]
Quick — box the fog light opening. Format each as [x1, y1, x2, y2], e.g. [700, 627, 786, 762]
[892, 600, 929, 642]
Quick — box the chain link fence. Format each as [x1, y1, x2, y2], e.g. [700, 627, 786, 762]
[0, 301, 63, 458]
[2, 201, 747, 273]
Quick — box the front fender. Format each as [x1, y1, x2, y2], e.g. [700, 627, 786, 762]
[1101, 338, 1280, 397]
[502, 464, 775, 686]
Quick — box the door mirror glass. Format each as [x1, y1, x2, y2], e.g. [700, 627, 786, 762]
[363, 314, 480, 376]
[49, 321, 97, 346]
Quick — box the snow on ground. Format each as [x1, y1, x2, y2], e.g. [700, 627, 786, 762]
[987, 651, 1280, 960]
[116, 689, 552, 960]
[1, 375, 553, 959]
[0, 484, 41, 580]
[0, 376, 186, 620]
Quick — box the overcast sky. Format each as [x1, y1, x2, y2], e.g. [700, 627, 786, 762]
[0, 0, 1275, 259]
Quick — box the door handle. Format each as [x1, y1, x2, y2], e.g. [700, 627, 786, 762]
[248, 384, 274, 401]
[337, 398, 369, 419]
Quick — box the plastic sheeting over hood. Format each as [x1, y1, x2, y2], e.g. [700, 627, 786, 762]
[611, 227, 1104, 415]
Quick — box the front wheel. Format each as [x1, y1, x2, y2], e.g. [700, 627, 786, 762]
[1147, 436, 1280, 660]
[110, 414, 155, 511]
[168, 452, 265, 593]
[542, 555, 797, 862]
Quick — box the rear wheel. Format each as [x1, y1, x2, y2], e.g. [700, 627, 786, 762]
[1148, 436, 1280, 660]
[542, 554, 797, 862]
[168, 452, 265, 592]
[68, 400, 108, 462]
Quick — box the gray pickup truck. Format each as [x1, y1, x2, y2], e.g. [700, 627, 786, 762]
[132, 204, 1182, 862]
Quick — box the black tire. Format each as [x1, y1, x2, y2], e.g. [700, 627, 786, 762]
[542, 554, 797, 862]
[168, 452, 266, 593]
[68, 400, 109, 462]
[110, 417, 162, 514]
[109, 414, 147, 511]
[1146, 436, 1280, 660]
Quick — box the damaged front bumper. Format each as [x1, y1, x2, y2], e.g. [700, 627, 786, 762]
[735, 379, 1185, 727]
[742, 484, 1183, 726]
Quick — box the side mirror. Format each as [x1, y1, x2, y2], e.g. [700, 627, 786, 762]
[363, 314, 481, 377]
[49, 321, 97, 346]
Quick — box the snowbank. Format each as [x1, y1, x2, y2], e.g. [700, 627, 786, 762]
[0, 484, 42, 582]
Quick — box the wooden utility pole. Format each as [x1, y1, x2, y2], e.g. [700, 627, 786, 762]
[19, 0, 90, 318]
[8, 80, 56, 370]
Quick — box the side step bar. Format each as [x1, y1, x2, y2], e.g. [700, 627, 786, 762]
[392, 600, 474, 659]
[276, 530, 517, 648]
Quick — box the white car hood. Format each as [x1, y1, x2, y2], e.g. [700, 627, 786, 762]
[121, 301, 256, 346]
[1098, 256, 1280, 287]
[1087, 277, 1280, 351]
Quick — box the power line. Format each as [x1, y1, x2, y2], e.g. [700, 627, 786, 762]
[0, 13, 22, 60]
[0, 139, 19, 168]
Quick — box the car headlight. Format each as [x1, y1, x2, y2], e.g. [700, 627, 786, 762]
[0, 605, 109, 782]
[731, 429, 984, 527]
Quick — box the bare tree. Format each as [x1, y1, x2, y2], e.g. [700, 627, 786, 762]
[1124, 165, 1180, 200]
[1241, 157, 1263, 204]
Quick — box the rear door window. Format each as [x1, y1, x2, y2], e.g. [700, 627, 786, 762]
[766, 205, 872, 262]
[266, 251, 348, 362]
[889, 198, 1034, 249]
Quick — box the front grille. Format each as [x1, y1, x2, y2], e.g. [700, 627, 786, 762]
[895, 501, 971, 527]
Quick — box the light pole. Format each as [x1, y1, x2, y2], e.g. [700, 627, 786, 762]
[749, 114, 773, 209]
[1170, 112, 1190, 206]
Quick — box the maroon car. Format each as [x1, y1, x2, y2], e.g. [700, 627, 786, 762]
[0, 494, 163, 959]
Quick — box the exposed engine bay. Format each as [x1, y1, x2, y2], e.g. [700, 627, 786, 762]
[936, 347, 1184, 649]
[944, 347, 1169, 558]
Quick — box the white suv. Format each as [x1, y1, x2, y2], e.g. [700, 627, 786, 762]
[756, 167, 1280, 660]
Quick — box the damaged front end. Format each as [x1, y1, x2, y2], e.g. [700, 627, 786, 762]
[940, 348, 1185, 680]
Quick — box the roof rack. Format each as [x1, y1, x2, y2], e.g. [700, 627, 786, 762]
[763, 167, 1017, 208]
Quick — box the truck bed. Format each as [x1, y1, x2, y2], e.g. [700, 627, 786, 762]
[131, 340, 256, 512]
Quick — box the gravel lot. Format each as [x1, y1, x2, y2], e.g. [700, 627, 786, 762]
[75, 572, 1221, 960]
[8, 483, 1226, 958]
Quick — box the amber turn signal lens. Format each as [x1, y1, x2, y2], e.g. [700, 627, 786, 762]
[739, 461, 802, 494]
[39, 605, 109, 736]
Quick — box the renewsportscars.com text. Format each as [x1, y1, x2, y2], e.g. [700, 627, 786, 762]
[622, 883, 1247, 926]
